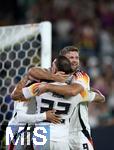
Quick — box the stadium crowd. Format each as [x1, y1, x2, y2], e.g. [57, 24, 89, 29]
[0, 0, 114, 128]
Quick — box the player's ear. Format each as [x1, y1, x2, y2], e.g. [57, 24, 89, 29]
[51, 59, 57, 73]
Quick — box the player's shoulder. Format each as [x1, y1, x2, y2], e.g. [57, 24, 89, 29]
[73, 69, 90, 80]
[73, 69, 90, 90]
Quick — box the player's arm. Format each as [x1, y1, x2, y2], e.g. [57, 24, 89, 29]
[22, 82, 84, 98]
[42, 83, 84, 96]
[16, 110, 61, 124]
[11, 74, 30, 101]
[28, 67, 86, 96]
[91, 88, 105, 103]
[43, 71, 90, 98]
[16, 67, 59, 99]
[28, 67, 67, 82]
[24, 69, 88, 98]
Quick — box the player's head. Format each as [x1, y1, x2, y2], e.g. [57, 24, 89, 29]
[53, 56, 73, 74]
[59, 46, 80, 72]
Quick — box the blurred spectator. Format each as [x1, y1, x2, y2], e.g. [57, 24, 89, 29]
[95, 0, 114, 29]
[98, 29, 113, 57]
[79, 19, 98, 59]
[97, 103, 112, 126]
[87, 56, 100, 80]
[92, 75, 109, 98]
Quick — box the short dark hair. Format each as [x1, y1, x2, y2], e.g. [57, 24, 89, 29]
[55, 56, 73, 74]
[59, 46, 79, 56]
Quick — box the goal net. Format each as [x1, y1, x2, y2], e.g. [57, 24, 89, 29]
[0, 21, 52, 149]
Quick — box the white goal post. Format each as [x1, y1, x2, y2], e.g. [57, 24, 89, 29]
[39, 21, 52, 68]
[0, 21, 52, 68]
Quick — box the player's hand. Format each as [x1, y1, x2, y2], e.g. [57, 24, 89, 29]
[55, 71, 65, 75]
[55, 71, 69, 82]
[55, 71, 69, 77]
[91, 88, 102, 95]
[46, 110, 61, 124]
[32, 82, 47, 96]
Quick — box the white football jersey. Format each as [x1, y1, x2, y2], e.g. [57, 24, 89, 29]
[8, 98, 36, 126]
[69, 71, 94, 134]
[35, 82, 90, 141]
[69, 92, 95, 134]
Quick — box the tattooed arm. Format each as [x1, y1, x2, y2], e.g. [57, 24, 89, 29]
[11, 74, 30, 101]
